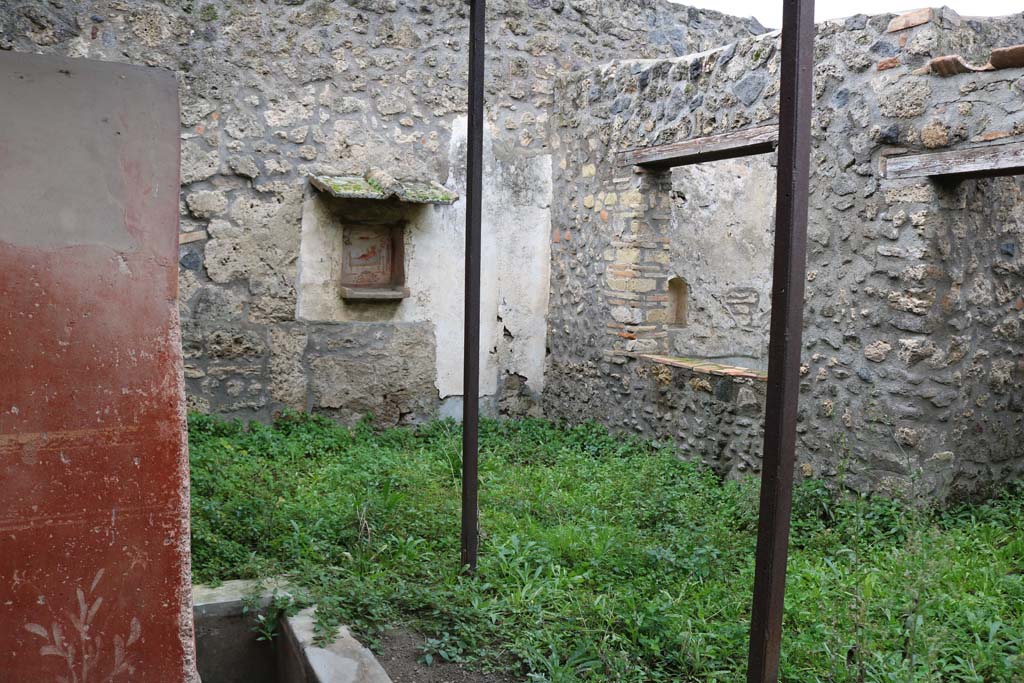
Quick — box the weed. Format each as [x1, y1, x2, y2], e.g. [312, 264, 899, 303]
[189, 413, 1024, 682]
[241, 587, 298, 643]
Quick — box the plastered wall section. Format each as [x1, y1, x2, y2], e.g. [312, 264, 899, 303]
[296, 117, 552, 402]
[668, 156, 777, 369]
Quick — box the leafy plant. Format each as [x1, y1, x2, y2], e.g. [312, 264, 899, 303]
[189, 412, 1024, 682]
[242, 587, 297, 643]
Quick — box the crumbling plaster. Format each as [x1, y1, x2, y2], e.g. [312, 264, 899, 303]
[668, 156, 777, 368]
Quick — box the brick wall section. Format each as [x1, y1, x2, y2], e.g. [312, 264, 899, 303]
[601, 173, 674, 354]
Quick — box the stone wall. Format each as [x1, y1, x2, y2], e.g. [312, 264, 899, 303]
[1, 0, 763, 425]
[6, 1, 1022, 499]
[546, 9, 1024, 499]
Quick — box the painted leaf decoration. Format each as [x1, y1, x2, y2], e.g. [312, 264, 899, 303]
[77, 587, 87, 620]
[69, 612, 86, 638]
[87, 597, 103, 623]
[128, 617, 141, 645]
[24, 623, 49, 639]
[51, 622, 64, 647]
[113, 634, 125, 666]
[90, 568, 105, 592]
[39, 645, 63, 658]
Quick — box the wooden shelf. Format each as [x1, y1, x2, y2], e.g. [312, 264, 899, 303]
[617, 125, 779, 170]
[638, 354, 768, 381]
[883, 139, 1024, 180]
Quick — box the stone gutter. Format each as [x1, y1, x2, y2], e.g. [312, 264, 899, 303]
[193, 581, 392, 683]
[279, 607, 391, 683]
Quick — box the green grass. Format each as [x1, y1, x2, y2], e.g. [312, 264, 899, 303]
[188, 412, 1024, 682]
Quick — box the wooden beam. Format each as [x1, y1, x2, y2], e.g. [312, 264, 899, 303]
[745, 0, 815, 679]
[617, 125, 779, 170]
[178, 229, 208, 245]
[461, 0, 485, 574]
[884, 140, 1024, 180]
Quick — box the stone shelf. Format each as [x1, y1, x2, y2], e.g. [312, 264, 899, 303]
[339, 286, 411, 301]
[310, 169, 458, 205]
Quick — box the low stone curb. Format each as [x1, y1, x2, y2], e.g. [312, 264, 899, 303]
[193, 580, 392, 683]
[280, 607, 392, 683]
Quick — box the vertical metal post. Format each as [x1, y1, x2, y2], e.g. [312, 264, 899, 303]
[746, 0, 815, 680]
[461, 0, 485, 572]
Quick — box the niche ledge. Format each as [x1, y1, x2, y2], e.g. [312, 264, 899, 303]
[339, 286, 411, 301]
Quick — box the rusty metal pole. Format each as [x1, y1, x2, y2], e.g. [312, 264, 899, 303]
[746, 0, 815, 680]
[461, 0, 485, 572]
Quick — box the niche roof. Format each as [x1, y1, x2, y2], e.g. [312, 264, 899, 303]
[309, 168, 458, 205]
[927, 44, 1024, 76]
[878, 7, 1024, 76]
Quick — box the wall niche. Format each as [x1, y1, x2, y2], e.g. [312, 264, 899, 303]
[667, 276, 689, 327]
[339, 221, 408, 301]
[297, 170, 457, 322]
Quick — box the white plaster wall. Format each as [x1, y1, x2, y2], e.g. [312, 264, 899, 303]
[296, 196, 350, 322]
[484, 128, 553, 398]
[296, 115, 551, 401]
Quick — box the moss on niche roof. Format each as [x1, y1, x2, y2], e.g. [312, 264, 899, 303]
[310, 169, 458, 205]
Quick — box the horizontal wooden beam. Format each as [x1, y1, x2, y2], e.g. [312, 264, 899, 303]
[178, 229, 208, 245]
[617, 125, 779, 170]
[884, 139, 1024, 180]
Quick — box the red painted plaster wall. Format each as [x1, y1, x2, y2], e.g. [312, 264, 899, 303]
[0, 53, 197, 681]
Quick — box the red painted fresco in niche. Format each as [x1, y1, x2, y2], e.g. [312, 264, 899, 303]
[343, 227, 395, 287]
[341, 223, 406, 291]
[0, 53, 196, 681]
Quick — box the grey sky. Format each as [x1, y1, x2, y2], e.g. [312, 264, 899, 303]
[671, 1, 1021, 31]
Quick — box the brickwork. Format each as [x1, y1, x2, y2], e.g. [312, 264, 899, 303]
[598, 172, 675, 354]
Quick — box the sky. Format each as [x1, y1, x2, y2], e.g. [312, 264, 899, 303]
[672, 0, 1022, 31]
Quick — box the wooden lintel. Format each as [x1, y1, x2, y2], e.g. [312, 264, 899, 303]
[178, 230, 208, 245]
[884, 139, 1024, 180]
[617, 124, 779, 170]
